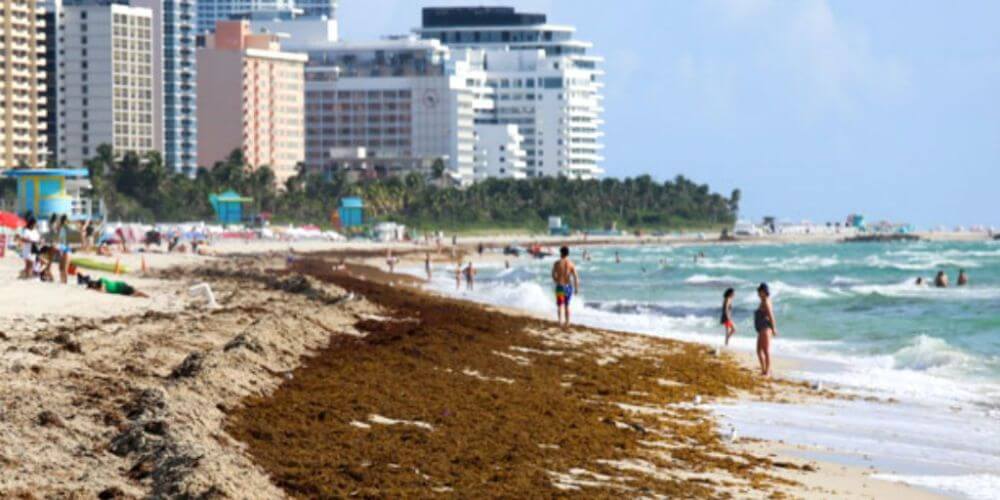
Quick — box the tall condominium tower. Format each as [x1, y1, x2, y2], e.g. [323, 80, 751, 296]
[415, 6, 604, 179]
[263, 26, 490, 186]
[134, 0, 198, 173]
[1, 0, 47, 168]
[54, 1, 156, 167]
[196, 20, 305, 183]
[197, 0, 292, 34]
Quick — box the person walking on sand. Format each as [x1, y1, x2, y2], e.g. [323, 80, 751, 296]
[957, 269, 968, 286]
[721, 288, 736, 346]
[386, 249, 396, 274]
[425, 253, 432, 280]
[754, 283, 778, 377]
[463, 261, 476, 291]
[454, 262, 462, 290]
[552, 246, 580, 328]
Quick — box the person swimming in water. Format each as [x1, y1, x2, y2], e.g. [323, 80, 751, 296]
[720, 288, 736, 346]
[934, 270, 949, 288]
[754, 283, 778, 377]
[552, 246, 580, 328]
[957, 269, 968, 286]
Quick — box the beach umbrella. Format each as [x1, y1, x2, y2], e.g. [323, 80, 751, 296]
[0, 211, 24, 229]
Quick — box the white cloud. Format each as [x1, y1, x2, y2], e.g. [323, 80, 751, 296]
[692, 0, 911, 117]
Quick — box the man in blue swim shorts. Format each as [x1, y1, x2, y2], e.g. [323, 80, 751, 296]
[551, 246, 580, 328]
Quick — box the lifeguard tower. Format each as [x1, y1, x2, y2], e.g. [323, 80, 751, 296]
[338, 197, 364, 229]
[3, 168, 99, 220]
[209, 190, 253, 224]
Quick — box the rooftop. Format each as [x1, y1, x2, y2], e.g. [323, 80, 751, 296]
[422, 7, 546, 28]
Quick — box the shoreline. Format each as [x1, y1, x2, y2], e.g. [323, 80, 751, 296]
[0, 239, 972, 497]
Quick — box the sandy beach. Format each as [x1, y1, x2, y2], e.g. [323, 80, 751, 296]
[0, 235, 971, 497]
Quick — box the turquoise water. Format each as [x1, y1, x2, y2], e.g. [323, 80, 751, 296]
[429, 240, 1000, 498]
[574, 241, 1000, 382]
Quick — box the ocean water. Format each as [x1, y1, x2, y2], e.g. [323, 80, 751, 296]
[423, 241, 1000, 499]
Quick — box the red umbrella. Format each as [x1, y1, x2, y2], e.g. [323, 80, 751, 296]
[0, 211, 24, 230]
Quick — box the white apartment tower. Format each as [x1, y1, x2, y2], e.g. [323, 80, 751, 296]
[55, 1, 156, 167]
[262, 27, 490, 186]
[475, 123, 525, 180]
[415, 7, 604, 179]
[1, 0, 47, 168]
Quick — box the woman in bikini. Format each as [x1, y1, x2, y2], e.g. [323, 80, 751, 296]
[720, 288, 736, 346]
[754, 283, 778, 377]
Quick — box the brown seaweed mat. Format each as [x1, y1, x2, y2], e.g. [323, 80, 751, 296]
[226, 257, 800, 498]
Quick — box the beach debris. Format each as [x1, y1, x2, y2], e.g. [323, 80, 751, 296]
[693, 395, 703, 405]
[224, 333, 263, 354]
[724, 424, 738, 443]
[188, 282, 220, 309]
[169, 352, 206, 379]
[269, 274, 312, 294]
[52, 332, 83, 353]
[97, 487, 126, 500]
[36, 410, 64, 428]
[368, 414, 434, 431]
[712, 347, 721, 357]
[810, 381, 824, 391]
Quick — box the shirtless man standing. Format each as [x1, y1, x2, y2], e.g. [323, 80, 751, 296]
[551, 246, 580, 328]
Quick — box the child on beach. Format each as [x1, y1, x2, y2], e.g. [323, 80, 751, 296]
[17, 217, 40, 279]
[720, 288, 736, 346]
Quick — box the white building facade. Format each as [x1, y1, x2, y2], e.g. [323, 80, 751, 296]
[474, 123, 525, 180]
[265, 31, 490, 186]
[415, 7, 604, 179]
[196, 0, 337, 34]
[55, 2, 156, 167]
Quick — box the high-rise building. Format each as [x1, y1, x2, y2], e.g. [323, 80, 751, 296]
[134, 0, 198, 173]
[196, 20, 305, 183]
[54, 1, 156, 167]
[276, 33, 490, 186]
[415, 6, 604, 179]
[196, 0, 292, 33]
[1, 0, 48, 168]
[474, 124, 526, 181]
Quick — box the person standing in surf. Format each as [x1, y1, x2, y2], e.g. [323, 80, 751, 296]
[720, 288, 736, 346]
[552, 246, 580, 328]
[754, 283, 778, 377]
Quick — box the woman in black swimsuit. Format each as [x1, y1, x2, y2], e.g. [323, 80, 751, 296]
[754, 283, 778, 377]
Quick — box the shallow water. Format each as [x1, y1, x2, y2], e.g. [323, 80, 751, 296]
[427, 240, 1000, 499]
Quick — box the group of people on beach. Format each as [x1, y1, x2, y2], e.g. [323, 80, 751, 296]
[550, 245, 778, 377]
[11, 213, 147, 297]
[719, 285, 777, 377]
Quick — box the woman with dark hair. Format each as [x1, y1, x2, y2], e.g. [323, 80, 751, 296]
[754, 283, 778, 377]
[17, 217, 40, 279]
[720, 288, 736, 346]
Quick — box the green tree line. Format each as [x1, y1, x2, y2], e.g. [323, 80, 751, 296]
[75, 145, 739, 231]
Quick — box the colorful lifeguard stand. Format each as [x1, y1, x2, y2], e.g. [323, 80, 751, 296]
[209, 190, 253, 224]
[338, 197, 364, 228]
[3, 168, 93, 220]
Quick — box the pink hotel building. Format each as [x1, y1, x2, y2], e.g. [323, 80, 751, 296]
[196, 20, 306, 184]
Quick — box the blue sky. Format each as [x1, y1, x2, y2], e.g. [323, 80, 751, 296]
[338, 1, 1000, 228]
